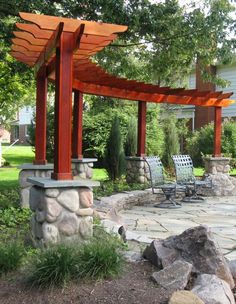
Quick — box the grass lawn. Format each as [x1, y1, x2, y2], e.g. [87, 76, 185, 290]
[0, 144, 34, 191]
[92, 168, 108, 181]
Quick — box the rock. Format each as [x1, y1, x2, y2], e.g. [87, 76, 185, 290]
[42, 223, 60, 244]
[35, 209, 46, 223]
[58, 213, 79, 236]
[79, 216, 93, 239]
[29, 186, 43, 211]
[76, 207, 94, 216]
[20, 187, 30, 208]
[122, 251, 144, 263]
[162, 225, 234, 288]
[45, 197, 62, 222]
[151, 260, 192, 291]
[19, 170, 35, 188]
[79, 188, 93, 208]
[57, 189, 79, 212]
[45, 188, 59, 198]
[192, 274, 235, 304]
[228, 260, 236, 281]
[143, 239, 180, 268]
[169, 290, 204, 304]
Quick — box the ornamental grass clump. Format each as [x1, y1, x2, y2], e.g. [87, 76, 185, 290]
[28, 244, 78, 288]
[76, 237, 124, 280]
[28, 234, 124, 288]
[0, 241, 25, 275]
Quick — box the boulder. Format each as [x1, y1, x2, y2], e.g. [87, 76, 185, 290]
[169, 290, 204, 304]
[151, 260, 192, 291]
[143, 239, 180, 268]
[192, 274, 235, 304]
[57, 189, 79, 212]
[228, 260, 236, 281]
[144, 225, 234, 288]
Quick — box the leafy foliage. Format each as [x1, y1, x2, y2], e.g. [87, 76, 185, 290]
[124, 116, 137, 156]
[0, 241, 25, 275]
[186, 120, 236, 166]
[105, 115, 125, 180]
[0, 187, 20, 209]
[27, 232, 124, 288]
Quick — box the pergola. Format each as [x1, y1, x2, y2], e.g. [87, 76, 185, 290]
[11, 12, 235, 180]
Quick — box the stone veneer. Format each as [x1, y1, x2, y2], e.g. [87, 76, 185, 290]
[19, 164, 53, 207]
[28, 177, 99, 247]
[126, 157, 150, 184]
[203, 157, 236, 196]
[71, 158, 97, 179]
[19, 159, 97, 207]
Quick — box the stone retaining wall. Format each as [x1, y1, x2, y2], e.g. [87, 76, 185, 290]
[30, 185, 94, 247]
[126, 157, 150, 184]
[72, 161, 94, 179]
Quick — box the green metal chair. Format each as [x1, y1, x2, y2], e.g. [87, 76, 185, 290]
[144, 156, 182, 209]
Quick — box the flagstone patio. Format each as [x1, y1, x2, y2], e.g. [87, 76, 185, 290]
[119, 196, 236, 260]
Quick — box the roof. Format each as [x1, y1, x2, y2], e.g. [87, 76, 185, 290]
[11, 12, 235, 108]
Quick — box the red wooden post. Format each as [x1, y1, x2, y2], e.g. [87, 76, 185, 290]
[214, 106, 222, 157]
[137, 101, 146, 157]
[34, 67, 47, 165]
[51, 32, 74, 180]
[72, 90, 83, 159]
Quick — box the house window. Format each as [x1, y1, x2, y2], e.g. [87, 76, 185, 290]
[14, 126, 19, 139]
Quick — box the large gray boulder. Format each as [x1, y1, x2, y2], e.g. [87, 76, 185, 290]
[143, 225, 235, 289]
[151, 260, 192, 291]
[192, 274, 235, 304]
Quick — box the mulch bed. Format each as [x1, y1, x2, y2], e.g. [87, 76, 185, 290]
[0, 261, 171, 304]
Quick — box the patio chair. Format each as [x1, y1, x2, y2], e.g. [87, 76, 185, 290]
[172, 154, 212, 202]
[144, 156, 182, 209]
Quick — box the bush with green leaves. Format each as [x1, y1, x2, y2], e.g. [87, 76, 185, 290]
[124, 116, 137, 156]
[0, 241, 25, 275]
[186, 120, 236, 166]
[27, 232, 124, 288]
[105, 115, 125, 180]
[0, 188, 20, 209]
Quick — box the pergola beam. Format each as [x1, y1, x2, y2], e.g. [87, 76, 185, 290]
[214, 107, 222, 157]
[137, 101, 147, 157]
[72, 90, 83, 159]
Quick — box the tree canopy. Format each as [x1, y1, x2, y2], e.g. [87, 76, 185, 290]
[0, 0, 236, 126]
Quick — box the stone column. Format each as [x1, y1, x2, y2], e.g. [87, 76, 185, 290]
[126, 157, 150, 184]
[19, 164, 54, 207]
[28, 177, 100, 247]
[203, 157, 236, 196]
[71, 158, 97, 180]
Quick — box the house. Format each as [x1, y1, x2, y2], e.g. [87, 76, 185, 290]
[11, 106, 34, 144]
[174, 61, 236, 130]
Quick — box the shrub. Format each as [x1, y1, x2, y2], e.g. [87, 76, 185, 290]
[28, 232, 124, 287]
[76, 237, 124, 280]
[124, 116, 137, 156]
[186, 120, 236, 166]
[28, 244, 78, 288]
[162, 115, 180, 168]
[0, 241, 25, 275]
[105, 115, 125, 180]
[0, 188, 20, 209]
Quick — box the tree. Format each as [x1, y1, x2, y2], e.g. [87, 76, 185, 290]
[124, 116, 137, 156]
[104, 115, 125, 180]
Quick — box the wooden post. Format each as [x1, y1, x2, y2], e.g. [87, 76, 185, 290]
[214, 106, 222, 157]
[137, 101, 146, 157]
[51, 32, 74, 180]
[34, 67, 47, 165]
[72, 90, 83, 159]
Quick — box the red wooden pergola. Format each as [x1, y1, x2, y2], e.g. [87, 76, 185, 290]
[11, 12, 235, 180]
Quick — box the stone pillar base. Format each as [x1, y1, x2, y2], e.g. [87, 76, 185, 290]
[72, 158, 97, 179]
[28, 177, 100, 247]
[19, 164, 54, 207]
[203, 157, 236, 196]
[126, 157, 150, 184]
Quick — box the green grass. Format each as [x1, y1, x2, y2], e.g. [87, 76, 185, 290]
[92, 168, 108, 181]
[0, 145, 34, 191]
[2, 144, 34, 166]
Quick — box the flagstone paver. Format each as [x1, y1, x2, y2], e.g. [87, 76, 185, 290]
[120, 196, 236, 260]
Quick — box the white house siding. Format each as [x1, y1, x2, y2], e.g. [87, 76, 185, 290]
[18, 106, 34, 125]
[216, 64, 236, 118]
[189, 74, 196, 89]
